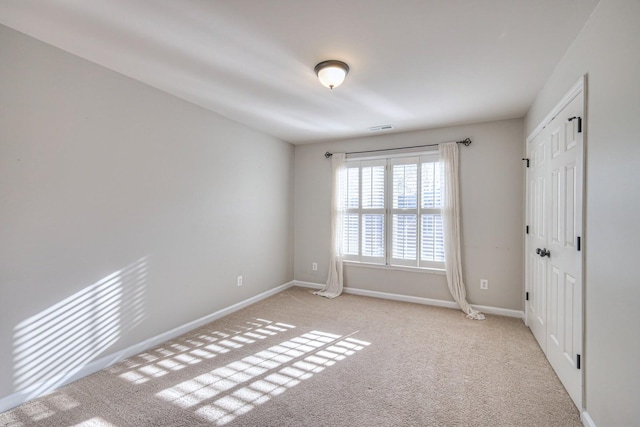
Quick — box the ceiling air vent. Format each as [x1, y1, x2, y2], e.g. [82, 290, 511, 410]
[368, 125, 393, 132]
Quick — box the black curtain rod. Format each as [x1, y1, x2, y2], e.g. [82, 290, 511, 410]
[324, 138, 472, 158]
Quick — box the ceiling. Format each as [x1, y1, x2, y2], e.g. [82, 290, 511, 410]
[0, 0, 598, 144]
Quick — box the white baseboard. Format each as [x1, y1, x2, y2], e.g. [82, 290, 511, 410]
[294, 280, 524, 319]
[293, 280, 325, 290]
[0, 280, 296, 413]
[470, 303, 524, 319]
[582, 411, 597, 427]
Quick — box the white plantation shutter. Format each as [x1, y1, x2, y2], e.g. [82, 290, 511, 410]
[362, 165, 385, 209]
[343, 214, 359, 256]
[342, 166, 360, 260]
[362, 214, 384, 257]
[360, 161, 385, 263]
[421, 214, 444, 261]
[346, 167, 359, 209]
[392, 214, 417, 260]
[419, 155, 445, 267]
[390, 158, 419, 266]
[342, 166, 360, 259]
[392, 163, 418, 210]
[421, 161, 442, 209]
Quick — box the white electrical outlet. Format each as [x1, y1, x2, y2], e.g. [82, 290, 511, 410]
[237, 275, 243, 287]
[480, 279, 488, 290]
[312, 262, 318, 271]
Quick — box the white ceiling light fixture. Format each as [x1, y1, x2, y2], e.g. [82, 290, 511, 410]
[314, 60, 350, 90]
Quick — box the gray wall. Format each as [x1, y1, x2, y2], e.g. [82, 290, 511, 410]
[525, 0, 639, 424]
[294, 119, 524, 311]
[0, 25, 294, 400]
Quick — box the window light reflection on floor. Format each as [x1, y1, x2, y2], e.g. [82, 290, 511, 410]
[114, 319, 295, 385]
[0, 391, 81, 426]
[156, 330, 370, 426]
[72, 416, 118, 427]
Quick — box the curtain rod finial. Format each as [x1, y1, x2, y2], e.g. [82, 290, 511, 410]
[325, 152, 333, 158]
[459, 138, 472, 146]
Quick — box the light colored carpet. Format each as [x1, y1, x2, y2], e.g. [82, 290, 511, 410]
[0, 286, 582, 427]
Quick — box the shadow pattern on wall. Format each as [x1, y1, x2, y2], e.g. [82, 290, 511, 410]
[12, 257, 148, 400]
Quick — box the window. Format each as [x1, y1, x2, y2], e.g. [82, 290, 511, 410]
[342, 153, 444, 269]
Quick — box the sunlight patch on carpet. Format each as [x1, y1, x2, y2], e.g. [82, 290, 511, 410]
[72, 417, 118, 427]
[112, 319, 295, 385]
[155, 330, 370, 425]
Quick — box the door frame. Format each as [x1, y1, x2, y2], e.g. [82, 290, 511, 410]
[524, 75, 587, 408]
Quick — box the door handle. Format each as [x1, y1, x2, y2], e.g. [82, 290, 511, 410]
[536, 248, 551, 258]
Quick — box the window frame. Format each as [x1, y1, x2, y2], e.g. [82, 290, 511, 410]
[343, 151, 445, 271]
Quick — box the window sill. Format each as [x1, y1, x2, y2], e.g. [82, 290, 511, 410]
[343, 260, 446, 275]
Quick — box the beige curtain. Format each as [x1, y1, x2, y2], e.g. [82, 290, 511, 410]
[439, 142, 485, 320]
[314, 153, 346, 298]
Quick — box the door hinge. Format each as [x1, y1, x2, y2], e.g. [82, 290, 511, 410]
[577, 354, 581, 369]
[568, 116, 582, 133]
[577, 236, 581, 251]
[525, 291, 529, 301]
[522, 158, 530, 168]
[526, 225, 530, 234]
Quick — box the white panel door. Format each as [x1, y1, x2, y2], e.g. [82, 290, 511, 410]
[526, 129, 548, 352]
[525, 87, 584, 410]
[544, 94, 583, 409]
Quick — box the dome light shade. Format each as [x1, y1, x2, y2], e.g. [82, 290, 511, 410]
[314, 60, 350, 89]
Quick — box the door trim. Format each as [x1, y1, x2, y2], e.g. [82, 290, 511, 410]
[527, 76, 585, 143]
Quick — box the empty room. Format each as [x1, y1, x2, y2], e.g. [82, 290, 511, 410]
[1, 0, 638, 426]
